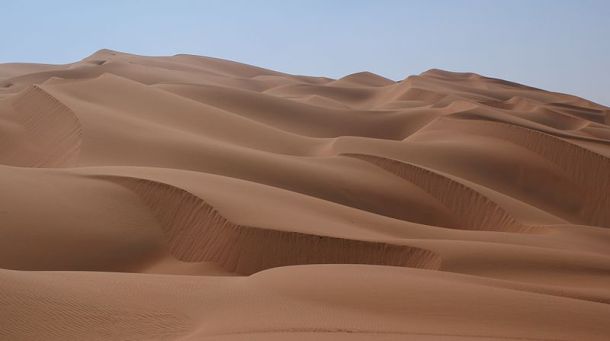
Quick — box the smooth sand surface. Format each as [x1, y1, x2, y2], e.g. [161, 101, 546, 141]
[1, 50, 609, 340]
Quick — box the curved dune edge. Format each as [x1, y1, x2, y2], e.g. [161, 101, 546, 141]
[486, 96, 609, 125]
[429, 118, 610, 227]
[102, 175, 442, 275]
[3, 85, 82, 167]
[344, 153, 541, 233]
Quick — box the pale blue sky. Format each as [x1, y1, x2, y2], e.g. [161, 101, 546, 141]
[2, 0, 609, 105]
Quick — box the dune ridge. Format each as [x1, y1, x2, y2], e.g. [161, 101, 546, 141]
[1, 85, 81, 167]
[424, 118, 610, 227]
[107, 175, 442, 275]
[345, 154, 536, 232]
[1, 50, 609, 340]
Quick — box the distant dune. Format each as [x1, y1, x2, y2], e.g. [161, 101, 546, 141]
[1, 50, 609, 340]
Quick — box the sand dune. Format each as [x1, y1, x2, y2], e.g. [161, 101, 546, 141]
[107, 175, 441, 274]
[1, 50, 609, 340]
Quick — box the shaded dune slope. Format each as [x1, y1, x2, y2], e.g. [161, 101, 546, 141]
[424, 118, 610, 227]
[0, 85, 81, 166]
[345, 154, 537, 232]
[106, 176, 441, 275]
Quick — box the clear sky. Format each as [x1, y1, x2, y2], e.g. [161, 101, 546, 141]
[2, 0, 609, 105]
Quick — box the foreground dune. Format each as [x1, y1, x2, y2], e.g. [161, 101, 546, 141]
[1, 50, 609, 340]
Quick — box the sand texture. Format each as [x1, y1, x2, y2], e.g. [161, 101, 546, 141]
[1, 50, 609, 340]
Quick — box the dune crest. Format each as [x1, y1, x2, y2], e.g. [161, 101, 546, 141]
[0, 85, 81, 166]
[345, 153, 539, 232]
[107, 176, 442, 275]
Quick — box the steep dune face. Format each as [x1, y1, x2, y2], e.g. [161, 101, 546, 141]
[1, 50, 609, 340]
[107, 176, 441, 274]
[0, 85, 81, 166]
[344, 154, 535, 232]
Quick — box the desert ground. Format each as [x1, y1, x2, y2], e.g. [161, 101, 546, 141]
[1, 50, 609, 340]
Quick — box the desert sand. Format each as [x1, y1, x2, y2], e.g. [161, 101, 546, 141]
[0, 49, 609, 340]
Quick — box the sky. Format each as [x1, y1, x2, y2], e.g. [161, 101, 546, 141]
[2, 0, 609, 105]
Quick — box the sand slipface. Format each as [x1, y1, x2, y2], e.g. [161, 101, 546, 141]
[0, 50, 609, 340]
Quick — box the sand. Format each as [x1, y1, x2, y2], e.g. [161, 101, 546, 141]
[0, 49, 609, 340]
